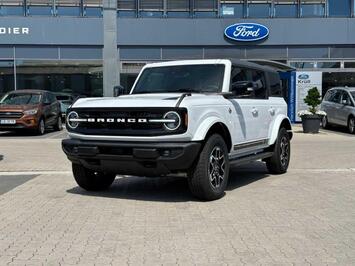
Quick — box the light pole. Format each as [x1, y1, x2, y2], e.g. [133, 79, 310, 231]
[103, 0, 120, 97]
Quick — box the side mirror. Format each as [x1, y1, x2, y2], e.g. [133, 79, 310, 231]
[113, 85, 128, 97]
[231, 81, 259, 94]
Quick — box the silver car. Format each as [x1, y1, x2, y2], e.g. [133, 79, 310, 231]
[321, 87, 355, 134]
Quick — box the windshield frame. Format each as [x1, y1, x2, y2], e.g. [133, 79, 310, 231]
[131, 63, 228, 95]
[0, 93, 42, 105]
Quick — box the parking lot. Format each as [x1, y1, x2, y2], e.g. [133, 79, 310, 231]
[0, 126, 354, 265]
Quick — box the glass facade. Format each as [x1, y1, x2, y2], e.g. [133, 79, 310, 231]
[0, 0, 353, 18]
[0, 61, 15, 97]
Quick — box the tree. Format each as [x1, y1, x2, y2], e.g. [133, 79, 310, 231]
[304, 87, 321, 114]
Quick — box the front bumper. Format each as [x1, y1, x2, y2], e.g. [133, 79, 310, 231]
[62, 139, 201, 176]
[0, 116, 39, 130]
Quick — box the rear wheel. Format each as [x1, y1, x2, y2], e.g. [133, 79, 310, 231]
[265, 128, 290, 174]
[321, 115, 329, 129]
[54, 115, 63, 131]
[188, 134, 230, 201]
[72, 164, 116, 191]
[348, 116, 355, 134]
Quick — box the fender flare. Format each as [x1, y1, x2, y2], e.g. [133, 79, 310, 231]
[268, 115, 293, 146]
[192, 116, 230, 142]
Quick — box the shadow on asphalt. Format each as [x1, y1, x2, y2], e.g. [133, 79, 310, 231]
[67, 161, 270, 202]
[0, 155, 3, 161]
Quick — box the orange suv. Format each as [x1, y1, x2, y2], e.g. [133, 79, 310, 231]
[0, 90, 62, 135]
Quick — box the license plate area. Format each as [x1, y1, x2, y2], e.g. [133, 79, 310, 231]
[0, 119, 16, 125]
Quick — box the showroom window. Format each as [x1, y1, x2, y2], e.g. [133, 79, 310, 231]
[84, 0, 101, 16]
[117, 0, 136, 17]
[56, 0, 81, 16]
[301, 0, 325, 17]
[167, 0, 190, 18]
[27, 0, 53, 16]
[289, 62, 316, 68]
[0, 0, 24, 16]
[139, 0, 163, 17]
[248, 0, 271, 18]
[0, 61, 15, 97]
[328, 0, 350, 17]
[220, 0, 244, 18]
[193, 0, 218, 18]
[274, 0, 298, 17]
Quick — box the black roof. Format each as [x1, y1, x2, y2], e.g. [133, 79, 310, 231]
[230, 59, 280, 73]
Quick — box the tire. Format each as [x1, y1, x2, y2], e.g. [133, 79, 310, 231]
[321, 115, 329, 129]
[54, 115, 63, 131]
[188, 134, 230, 201]
[348, 116, 355, 134]
[265, 127, 291, 174]
[72, 164, 116, 191]
[35, 118, 45, 135]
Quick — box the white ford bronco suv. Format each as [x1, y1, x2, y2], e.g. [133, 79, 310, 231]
[62, 59, 292, 200]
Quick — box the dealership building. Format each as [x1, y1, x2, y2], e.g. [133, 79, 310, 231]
[1, 0, 355, 119]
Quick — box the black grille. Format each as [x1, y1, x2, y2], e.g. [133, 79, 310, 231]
[0, 111, 23, 119]
[69, 108, 187, 136]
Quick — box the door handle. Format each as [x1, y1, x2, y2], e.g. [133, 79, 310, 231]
[269, 107, 275, 116]
[251, 107, 258, 116]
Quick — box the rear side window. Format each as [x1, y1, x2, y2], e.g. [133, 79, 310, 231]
[250, 69, 267, 99]
[230, 66, 267, 99]
[269, 72, 282, 97]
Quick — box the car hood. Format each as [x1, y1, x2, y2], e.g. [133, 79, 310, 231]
[72, 93, 226, 109]
[0, 104, 39, 112]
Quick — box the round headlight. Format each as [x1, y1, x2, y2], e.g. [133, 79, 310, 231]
[163, 111, 181, 131]
[67, 111, 79, 129]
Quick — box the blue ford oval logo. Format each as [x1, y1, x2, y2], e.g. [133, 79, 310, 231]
[298, 74, 309, 80]
[224, 23, 269, 42]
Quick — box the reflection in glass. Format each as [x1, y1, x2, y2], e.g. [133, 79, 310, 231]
[289, 62, 315, 68]
[274, 1, 297, 17]
[0, 6, 24, 16]
[0, 61, 14, 97]
[301, 0, 325, 17]
[248, 1, 271, 18]
[328, 0, 350, 17]
[15, 60, 103, 97]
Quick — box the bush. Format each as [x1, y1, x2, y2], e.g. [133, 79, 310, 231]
[304, 87, 321, 114]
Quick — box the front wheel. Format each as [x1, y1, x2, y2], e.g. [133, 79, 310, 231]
[188, 134, 230, 201]
[348, 116, 355, 134]
[265, 128, 291, 174]
[72, 164, 116, 191]
[35, 118, 45, 135]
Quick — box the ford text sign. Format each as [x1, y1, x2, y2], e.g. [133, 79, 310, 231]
[224, 23, 269, 42]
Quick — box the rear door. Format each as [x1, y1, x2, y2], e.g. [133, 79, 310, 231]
[337, 91, 353, 126]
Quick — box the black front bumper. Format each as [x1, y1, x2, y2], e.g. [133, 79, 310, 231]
[62, 139, 201, 176]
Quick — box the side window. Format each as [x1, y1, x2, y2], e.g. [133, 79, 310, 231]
[341, 91, 351, 105]
[330, 90, 342, 103]
[250, 69, 267, 99]
[269, 72, 282, 97]
[49, 93, 57, 103]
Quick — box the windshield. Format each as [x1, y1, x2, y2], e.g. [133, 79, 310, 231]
[132, 64, 225, 94]
[0, 93, 41, 105]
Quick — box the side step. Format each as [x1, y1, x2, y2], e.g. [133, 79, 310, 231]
[229, 151, 273, 166]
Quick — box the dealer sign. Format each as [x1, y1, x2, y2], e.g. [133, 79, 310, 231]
[224, 23, 269, 42]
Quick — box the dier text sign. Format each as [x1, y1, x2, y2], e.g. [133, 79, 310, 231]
[0, 27, 30, 35]
[224, 23, 269, 42]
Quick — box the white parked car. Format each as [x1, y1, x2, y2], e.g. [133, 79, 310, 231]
[62, 59, 292, 200]
[321, 87, 355, 134]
